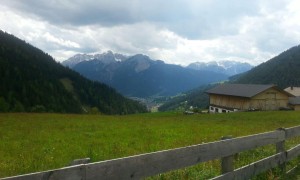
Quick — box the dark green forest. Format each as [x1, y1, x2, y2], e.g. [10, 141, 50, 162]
[233, 45, 300, 88]
[159, 44, 300, 111]
[158, 85, 215, 112]
[0, 30, 147, 114]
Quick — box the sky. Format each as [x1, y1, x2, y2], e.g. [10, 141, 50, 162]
[1, 0, 300, 66]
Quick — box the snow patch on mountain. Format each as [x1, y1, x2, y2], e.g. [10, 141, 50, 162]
[62, 51, 253, 77]
[62, 51, 129, 68]
[187, 61, 253, 76]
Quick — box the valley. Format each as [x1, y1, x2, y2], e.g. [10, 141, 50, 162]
[2, 1, 300, 179]
[62, 52, 252, 98]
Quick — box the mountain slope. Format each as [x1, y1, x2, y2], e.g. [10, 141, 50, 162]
[65, 53, 229, 97]
[187, 61, 253, 76]
[233, 45, 300, 88]
[158, 84, 214, 112]
[0, 30, 147, 114]
[159, 44, 300, 111]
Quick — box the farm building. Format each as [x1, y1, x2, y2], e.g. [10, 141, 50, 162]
[285, 87, 300, 111]
[289, 97, 300, 111]
[284, 87, 300, 96]
[206, 84, 294, 113]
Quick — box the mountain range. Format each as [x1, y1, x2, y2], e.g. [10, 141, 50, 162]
[62, 51, 128, 68]
[3, 28, 298, 114]
[0, 30, 147, 114]
[187, 61, 253, 76]
[62, 52, 252, 98]
[159, 44, 300, 111]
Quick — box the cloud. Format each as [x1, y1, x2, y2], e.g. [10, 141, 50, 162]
[2, 0, 157, 26]
[2, 0, 261, 39]
[1, 0, 300, 65]
[43, 32, 80, 49]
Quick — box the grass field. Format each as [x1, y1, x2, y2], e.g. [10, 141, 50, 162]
[1, 111, 300, 179]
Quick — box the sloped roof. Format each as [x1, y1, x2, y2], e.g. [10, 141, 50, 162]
[284, 87, 300, 96]
[206, 84, 277, 98]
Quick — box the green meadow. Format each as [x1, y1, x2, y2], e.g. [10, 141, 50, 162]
[1, 111, 300, 179]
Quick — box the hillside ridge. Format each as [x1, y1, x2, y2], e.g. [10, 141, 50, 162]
[233, 45, 300, 88]
[63, 53, 233, 97]
[159, 44, 300, 111]
[0, 30, 147, 114]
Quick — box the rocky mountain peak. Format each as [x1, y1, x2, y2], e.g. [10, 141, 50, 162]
[187, 61, 253, 76]
[62, 51, 129, 67]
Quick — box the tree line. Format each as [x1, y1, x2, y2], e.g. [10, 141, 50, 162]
[0, 30, 147, 114]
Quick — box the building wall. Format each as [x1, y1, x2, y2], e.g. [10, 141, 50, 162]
[209, 105, 239, 113]
[251, 88, 289, 110]
[295, 105, 300, 111]
[209, 87, 290, 113]
[209, 94, 250, 110]
[290, 105, 300, 111]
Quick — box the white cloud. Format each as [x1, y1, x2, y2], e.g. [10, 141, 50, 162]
[1, 0, 300, 65]
[43, 32, 80, 49]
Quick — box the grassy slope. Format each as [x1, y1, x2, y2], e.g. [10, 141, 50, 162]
[1, 112, 300, 179]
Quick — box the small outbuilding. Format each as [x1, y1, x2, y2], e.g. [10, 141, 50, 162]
[284, 87, 300, 97]
[206, 84, 294, 113]
[289, 97, 300, 111]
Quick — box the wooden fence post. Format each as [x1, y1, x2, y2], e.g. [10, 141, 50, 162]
[276, 128, 286, 176]
[221, 136, 234, 174]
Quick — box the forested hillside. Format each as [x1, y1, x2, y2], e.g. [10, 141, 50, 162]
[65, 53, 229, 97]
[0, 30, 147, 114]
[158, 85, 215, 111]
[160, 44, 300, 111]
[233, 45, 300, 88]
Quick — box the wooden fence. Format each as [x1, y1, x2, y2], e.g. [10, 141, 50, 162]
[2, 126, 300, 180]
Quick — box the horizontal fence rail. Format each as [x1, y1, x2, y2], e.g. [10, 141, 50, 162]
[2, 126, 300, 180]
